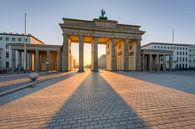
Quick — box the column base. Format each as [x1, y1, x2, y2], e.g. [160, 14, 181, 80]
[91, 69, 99, 72]
[78, 70, 85, 72]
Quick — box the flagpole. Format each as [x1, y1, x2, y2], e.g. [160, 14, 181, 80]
[24, 13, 27, 72]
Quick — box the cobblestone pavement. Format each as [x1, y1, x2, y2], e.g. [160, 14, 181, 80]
[101, 71, 195, 129]
[117, 71, 195, 94]
[0, 72, 71, 93]
[0, 72, 88, 129]
[0, 71, 195, 129]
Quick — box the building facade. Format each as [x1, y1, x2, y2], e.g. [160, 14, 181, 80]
[142, 42, 195, 70]
[0, 33, 44, 70]
[189, 45, 195, 69]
[60, 18, 145, 72]
[9, 17, 177, 72]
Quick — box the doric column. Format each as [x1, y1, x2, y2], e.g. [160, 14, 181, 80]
[149, 54, 153, 71]
[11, 50, 16, 71]
[29, 52, 32, 71]
[135, 40, 141, 71]
[35, 50, 39, 72]
[46, 50, 50, 71]
[111, 38, 117, 70]
[23, 46, 27, 71]
[169, 55, 173, 71]
[78, 35, 84, 72]
[91, 37, 98, 71]
[62, 34, 69, 72]
[156, 54, 160, 71]
[18, 51, 22, 66]
[57, 51, 61, 71]
[124, 39, 129, 71]
[142, 54, 145, 71]
[163, 54, 166, 71]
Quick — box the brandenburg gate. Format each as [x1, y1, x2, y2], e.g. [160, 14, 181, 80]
[60, 17, 145, 72]
[10, 12, 149, 72]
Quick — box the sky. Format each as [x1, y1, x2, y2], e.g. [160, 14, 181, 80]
[0, 0, 195, 64]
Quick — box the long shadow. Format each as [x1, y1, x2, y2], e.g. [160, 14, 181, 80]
[0, 72, 77, 105]
[0, 72, 65, 93]
[116, 71, 195, 94]
[0, 72, 59, 83]
[44, 72, 149, 129]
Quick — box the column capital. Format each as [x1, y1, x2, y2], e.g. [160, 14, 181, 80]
[79, 35, 83, 41]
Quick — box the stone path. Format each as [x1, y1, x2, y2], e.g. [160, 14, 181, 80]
[101, 71, 195, 129]
[0, 72, 88, 129]
[0, 72, 69, 93]
[0, 71, 195, 129]
[117, 71, 195, 94]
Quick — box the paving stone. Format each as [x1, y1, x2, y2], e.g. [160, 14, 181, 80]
[0, 71, 195, 129]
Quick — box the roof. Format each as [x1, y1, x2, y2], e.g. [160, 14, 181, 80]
[141, 49, 173, 55]
[141, 42, 195, 48]
[0, 32, 44, 44]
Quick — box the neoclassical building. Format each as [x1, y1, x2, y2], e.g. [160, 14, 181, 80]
[10, 17, 173, 72]
[60, 18, 145, 72]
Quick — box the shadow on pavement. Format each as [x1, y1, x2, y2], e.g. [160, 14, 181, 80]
[116, 71, 195, 94]
[0, 72, 77, 105]
[44, 72, 149, 129]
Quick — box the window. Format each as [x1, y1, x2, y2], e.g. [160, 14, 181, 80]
[6, 61, 9, 68]
[154, 46, 156, 48]
[0, 37, 2, 41]
[129, 45, 132, 50]
[6, 44, 9, 49]
[6, 37, 9, 41]
[12, 38, 15, 41]
[6, 52, 9, 58]
[118, 45, 121, 49]
[25, 38, 28, 42]
[18, 38, 22, 41]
